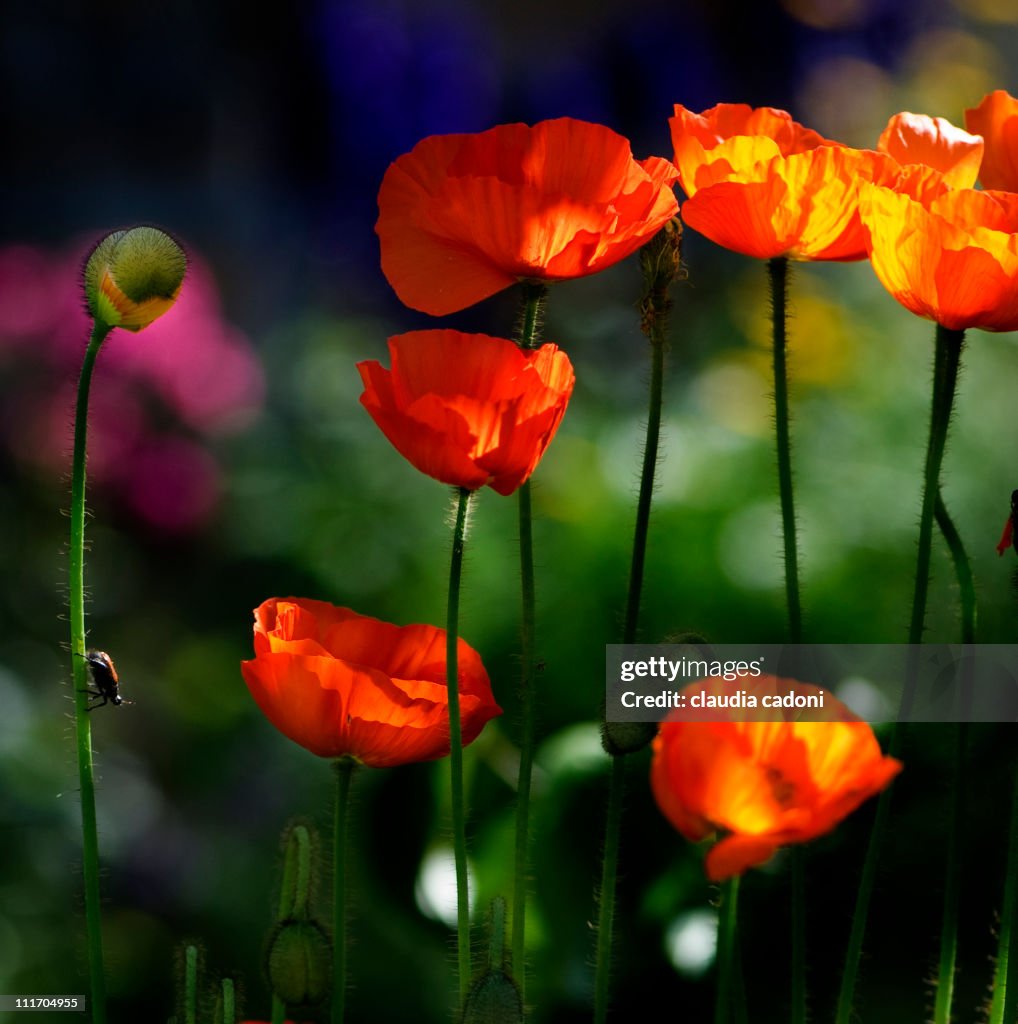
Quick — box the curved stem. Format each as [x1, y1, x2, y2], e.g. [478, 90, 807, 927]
[448, 486, 474, 1007]
[511, 282, 547, 996]
[69, 321, 112, 1024]
[907, 326, 965, 648]
[769, 257, 802, 643]
[593, 755, 626, 1024]
[715, 877, 741, 1024]
[837, 324, 965, 1024]
[331, 759, 355, 1024]
[934, 491, 976, 645]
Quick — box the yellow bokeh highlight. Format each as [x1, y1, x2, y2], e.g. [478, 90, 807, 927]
[952, 0, 1018, 23]
[900, 30, 1003, 123]
[729, 268, 855, 390]
[797, 56, 894, 148]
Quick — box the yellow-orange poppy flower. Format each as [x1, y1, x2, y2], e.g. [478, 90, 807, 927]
[670, 104, 980, 262]
[859, 170, 1018, 331]
[965, 90, 1018, 191]
[358, 329, 575, 496]
[650, 677, 901, 880]
[376, 118, 679, 316]
[241, 597, 501, 767]
[670, 103, 897, 260]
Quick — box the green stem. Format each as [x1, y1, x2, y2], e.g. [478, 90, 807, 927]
[907, 326, 965, 648]
[69, 320, 112, 1024]
[270, 996, 285, 1024]
[715, 877, 741, 1024]
[591, 224, 680, 1024]
[332, 759, 354, 1024]
[934, 491, 977, 645]
[933, 723, 966, 1024]
[989, 763, 1018, 1024]
[184, 945, 198, 1024]
[623, 294, 666, 643]
[448, 487, 473, 1007]
[931, 491, 974, 1024]
[593, 755, 626, 1024]
[836, 324, 965, 1024]
[511, 282, 546, 998]
[769, 257, 802, 643]
[791, 848, 806, 1024]
[220, 978, 234, 1024]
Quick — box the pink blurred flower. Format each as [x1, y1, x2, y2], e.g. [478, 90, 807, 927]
[0, 238, 264, 532]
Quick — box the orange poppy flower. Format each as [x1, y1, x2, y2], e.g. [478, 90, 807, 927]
[670, 105, 980, 262]
[670, 103, 896, 261]
[965, 90, 1018, 191]
[859, 170, 1018, 331]
[376, 118, 679, 315]
[240, 597, 501, 767]
[357, 330, 575, 496]
[650, 677, 902, 880]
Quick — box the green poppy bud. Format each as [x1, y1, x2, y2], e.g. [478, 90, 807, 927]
[600, 719, 658, 757]
[265, 919, 331, 1007]
[83, 226, 186, 331]
[461, 969, 523, 1024]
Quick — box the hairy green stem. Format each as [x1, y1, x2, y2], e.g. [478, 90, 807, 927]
[70, 320, 112, 1024]
[593, 755, 626, 1024]
[184, 945, 198, 1024]
[933, 723, 966, 1024]
[769, 257, 802, 643]
[989, 763, 1018, 1023]
[907, 327, 965, 648]
[715, 877, 741, 1024]
[448, 487, 474, 1007]
[219, 978, 234, 1024]
[934, 491, 976, 645]
[592, 226, 680, 1023]
[931, 491, 974, 1023]
[836, 324, 965, 1024]
[511, 282, 546, 998]
[332, 759, 354, 1024]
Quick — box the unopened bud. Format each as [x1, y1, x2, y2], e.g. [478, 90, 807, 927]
[266, 919, 331, 1007]
[601, 719, 658, 756]
[83, 226, 186, 331]
[462, 969, 523, 1024]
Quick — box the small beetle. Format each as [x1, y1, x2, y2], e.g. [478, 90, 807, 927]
[996, 490, 1018, 557]
[76, 650, 133, 710]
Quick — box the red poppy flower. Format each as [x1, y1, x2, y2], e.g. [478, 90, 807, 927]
[859, 170, 1018, 331]
[650, 677, 901, 880]
[670, 104, 979, 262]
[241, 597, 501, 768]
[376, 118, 679, 315]
[965, 90, 1018, 191]
[357, 330, 575, 495]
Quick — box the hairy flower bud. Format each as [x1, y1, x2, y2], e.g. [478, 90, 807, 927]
[266, 919, 331, 1007]
[83, 226, 186, 331]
